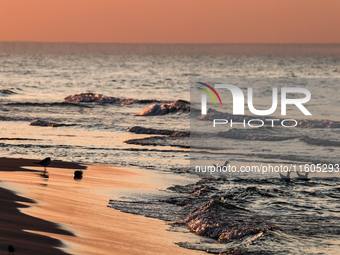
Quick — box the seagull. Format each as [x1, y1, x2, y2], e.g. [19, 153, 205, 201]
[279, 171, 291, 183]
[213, 161, 230, 167]
[296, 171, 310, 181]
[8, 244, 15, 254]
[35, 157, 51, 171]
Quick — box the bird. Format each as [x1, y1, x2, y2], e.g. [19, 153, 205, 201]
[296, 171, 310, 181]
[35, 157, 51, 171]
[279, 171, 291, 183]
[8, 244, 15, 254]
[213, 161, 230, 167]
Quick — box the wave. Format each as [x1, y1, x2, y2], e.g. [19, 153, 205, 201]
[124, 136, 189, 148]
[0, 115, 28, 122]
[3, 102, 94, 108]
[109, 174, 340, 254]
[181, 199, 275, 242]
[217, 129, 299, 141]
[299, 136, 340, 147]
[191, 150, 338, 166]
[0, 88, 18, 95]
[125, 126, 190, 148]
[125, 131, 340, 154]
[135, 100, 190, 116]
[168, 181, 275, 244]
[127, 126, 189, 137]
[64, 93, 165, 105]
[217, 130, 340, 146]
[30, 120, 77, 127]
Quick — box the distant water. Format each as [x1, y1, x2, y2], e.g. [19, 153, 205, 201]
[1, 43, 340, 254]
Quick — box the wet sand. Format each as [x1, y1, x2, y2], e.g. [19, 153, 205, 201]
[0, 158, 204, 255]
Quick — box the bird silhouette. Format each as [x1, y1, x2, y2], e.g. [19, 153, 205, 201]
[213, 161, 230, 167]
[279, 171, 291, 183]
[8, 244, 15, 254]
[223, 161, 230, 167]
[35, 157, 51, 171]
[297, 171, 310, 181]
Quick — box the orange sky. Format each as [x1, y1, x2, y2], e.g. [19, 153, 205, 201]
[0, 0, 339, 43]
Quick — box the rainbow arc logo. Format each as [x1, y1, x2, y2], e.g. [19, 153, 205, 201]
[197, 82, 222, 106]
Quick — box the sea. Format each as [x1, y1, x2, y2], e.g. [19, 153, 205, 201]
[1, 42, 340, 254]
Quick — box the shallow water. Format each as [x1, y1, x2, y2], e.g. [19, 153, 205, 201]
[1, 43, 340, 254]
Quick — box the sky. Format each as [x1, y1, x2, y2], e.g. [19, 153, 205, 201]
[0, 0, 339, 44]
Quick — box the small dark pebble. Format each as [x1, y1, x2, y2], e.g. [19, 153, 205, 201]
[8, 244, 15, 253]
[74, 170, 83, 179]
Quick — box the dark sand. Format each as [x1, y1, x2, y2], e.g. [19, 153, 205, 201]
[0, 158, 85, 254]
[0, 157, 86, 172]
[0, 187, 72, 255]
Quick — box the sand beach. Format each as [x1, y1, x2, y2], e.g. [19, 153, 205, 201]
[0, 157, 204, 255]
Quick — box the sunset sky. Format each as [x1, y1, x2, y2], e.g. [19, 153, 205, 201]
[0, 0, 339, 43]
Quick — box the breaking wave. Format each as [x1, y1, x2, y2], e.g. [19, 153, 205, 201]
[64, 93, 165, 105]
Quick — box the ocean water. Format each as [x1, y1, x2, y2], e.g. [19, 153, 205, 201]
[1, 43, 340, 254]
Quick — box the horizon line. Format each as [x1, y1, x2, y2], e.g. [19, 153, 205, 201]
[1, 41, 340, 45]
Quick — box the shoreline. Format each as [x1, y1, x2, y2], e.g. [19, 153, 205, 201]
[0, 157, 204, 255]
